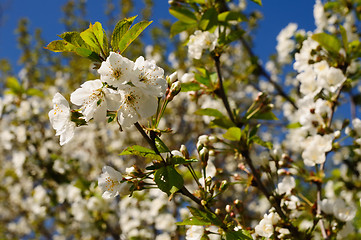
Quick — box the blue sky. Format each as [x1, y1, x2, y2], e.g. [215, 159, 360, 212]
[0, 0, 316, 73]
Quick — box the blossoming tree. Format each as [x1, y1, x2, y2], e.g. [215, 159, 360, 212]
[1, 0, 361, 239]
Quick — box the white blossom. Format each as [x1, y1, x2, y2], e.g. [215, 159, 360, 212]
[98, 51, 136, 88]
[98, 166, 124, 199]
[333, 198, 356, 222]
[277, 176, 296, 195]
[132, 56, 167, 97]
[116, 85, 158, 128]
[187, 30, 217, 59]
[276, 23, 298, 64]
[186, 225, 204, 240]
[48, 93, 76, 145]
[70, 80, 107, 122]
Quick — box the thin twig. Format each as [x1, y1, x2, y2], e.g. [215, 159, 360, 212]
[239, 37, 298, 110]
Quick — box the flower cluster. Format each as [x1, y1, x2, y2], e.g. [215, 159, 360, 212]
[187, 30, 217, 60]
[49, 52, 167, 145]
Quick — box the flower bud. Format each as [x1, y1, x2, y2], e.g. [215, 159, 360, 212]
[225, 205, 232, 213]
[201, 200, 207, 206]
[167, 81, 181, 101]
[199, 147, 209, 167]
[169, 71, 178, 83]
[219, 180, 228, 191]
[215, 208, 221, 215]
[180, 144, 189, 159]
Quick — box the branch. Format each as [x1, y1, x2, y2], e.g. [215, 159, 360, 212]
[239, 37, 298, 110]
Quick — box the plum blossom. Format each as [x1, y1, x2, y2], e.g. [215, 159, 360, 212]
[132, 56, 167, 97]
[98, 51, 136, 88]
[98, 166, 124, 199]
[48, 93, 75, 145]
[187, 30, 217, 59]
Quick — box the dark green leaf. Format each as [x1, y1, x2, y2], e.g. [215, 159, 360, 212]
[194, 108, 224, 118]
[170, 21, 196, 38]
[210, 118, 235, 129]
[154, 166, 184, 195]
[120, 145, 161, 160]
[188, 207, 223, 226]
[218, 11, 247, 22]
[170, 156, 198, 165]
[118, 20, 152, 54]
[155, 136, 170, 153]
[225, 230, 253, 240]
[199, 8, 218, 31]
[223, 127, 242, 141]
[169, 6, 197, 24]
[111, 16, 137, 51]
[312, 33, 342, 54]
[180, 82, 202, 92]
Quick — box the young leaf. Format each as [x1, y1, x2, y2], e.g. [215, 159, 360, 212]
[120, 145, 161, 160]
[117, 20, 152, 54]
[26, 88, 44, 97]
[223, 127, 242, 141]
[6, 76, 23, 94]
[210, 118, 235, 129]
[59, 32, 87, 48]
[252, 111, 278, 120]
[154, 166, 184, 195]
[218, 11, 247, 23]
[169, 6, 197, 24]
[339, 25, 348, 52]
[312, 33, 341, 54]
[74, 48, 102, 62]
[80, 22, 107, 56]
[111, 16, 137, 51]
[180, 82, 202, 92]
[249, 136, 273, 149]
[194, 108, 224, 118]
[199, 8, 218, 31]
[250, 0, 262, 6]
[45, 40, 77, 52]
[155, 136, 170, 153]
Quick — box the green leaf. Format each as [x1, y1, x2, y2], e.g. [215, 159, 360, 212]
[169, 6, 197, 24]
[195, 74, 212, 88]
[169, 156, 198, 165]
[195, 108, 224, 118]
[225, 230, 253, 240]
[154, 166, 184, 195]
[170, 21, 196, 38]
[218, 11, 246, 23]
[118, 20, 152, 54]
[6, 77, 23, 93]
[250, 0, 262, 6]
[250, 136, 273, 149]
[287, 122, 302, 129]
[339, 25, 348, 52]
[176, 217, 211, 226]
[188, 207, 223, 226]
[111, 16, 137, 51]
[80, 22, 106, 54]
[312, 33, 341, 54]
[45, 40, 77, 52]
[252, 111, 278, 120]
[59, 31, 87, 48]
[180, 82, 202, 92]
[199, 8, 218, 31]
[223, 127, 242, 141]
[210, 118, 235, 129]
[74, 47, 102, 62]
[120, 145, 161, 160]
[26, 88, 44, 97]
[155, 136, 170, 153]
